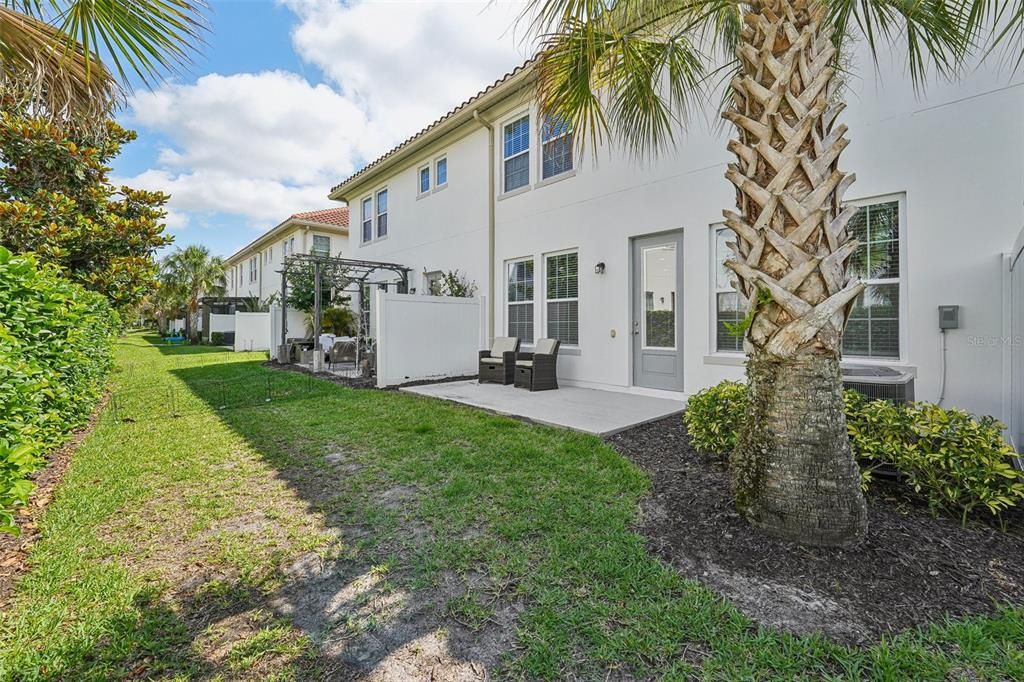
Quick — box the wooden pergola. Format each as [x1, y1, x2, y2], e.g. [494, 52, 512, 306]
[278, 253, 411, 370]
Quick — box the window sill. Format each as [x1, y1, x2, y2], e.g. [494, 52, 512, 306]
[432, 183, 448, 194]
[703, 353, 745, 367]
[498, 185, 531, 201]
[534, 169, 576, 190]
[416, 191, 430, 201]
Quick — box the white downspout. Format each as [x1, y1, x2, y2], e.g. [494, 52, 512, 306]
[473, 108, 495, 345]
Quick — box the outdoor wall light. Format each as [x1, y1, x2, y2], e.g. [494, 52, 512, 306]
[594, 262, 606, 274]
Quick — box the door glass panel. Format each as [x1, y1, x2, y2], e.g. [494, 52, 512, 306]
[642, 244, 676, 349]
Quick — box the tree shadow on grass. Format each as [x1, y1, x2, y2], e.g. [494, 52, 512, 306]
[169, 360, 518, 680]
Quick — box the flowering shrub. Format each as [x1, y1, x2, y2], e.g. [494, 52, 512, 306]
[0, 247, 118, 533]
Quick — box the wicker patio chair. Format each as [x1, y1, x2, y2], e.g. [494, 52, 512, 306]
[328, 340, 357, 368]
[478, 337, 520, 385]
[514, 338, 561, 391]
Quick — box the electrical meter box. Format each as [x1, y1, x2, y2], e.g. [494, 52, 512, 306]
[938, 305, 960, 330]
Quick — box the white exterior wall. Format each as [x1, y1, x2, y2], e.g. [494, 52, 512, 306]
[225, 226, 349, 301]
[332, 45, 1024, 422]
[350, 126, 491, 294]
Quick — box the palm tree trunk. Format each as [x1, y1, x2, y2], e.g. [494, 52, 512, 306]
[722, 0, 866, 545]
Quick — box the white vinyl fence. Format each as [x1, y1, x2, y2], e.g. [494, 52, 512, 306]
[1010, 228, 1024, 452]
[208, 313, 235, 343]
[269, 305, 310, 360]
[374, 291, 486, 388]
[234, 312, 272, 352]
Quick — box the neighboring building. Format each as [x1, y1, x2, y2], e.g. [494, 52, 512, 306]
[225, 208, 350, 302]
[328, 48, 1024, 430]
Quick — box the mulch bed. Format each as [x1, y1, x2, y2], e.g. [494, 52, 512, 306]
[0, 395, 109, 607]
[607, 415, 1024, 645]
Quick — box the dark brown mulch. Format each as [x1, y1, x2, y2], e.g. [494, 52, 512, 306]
[0, 395, 109, 607]
[607, 415, 1024, 645]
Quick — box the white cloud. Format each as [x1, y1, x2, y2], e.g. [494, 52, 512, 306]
[121, 0, 530, 234]
[286, 0, 530, 141]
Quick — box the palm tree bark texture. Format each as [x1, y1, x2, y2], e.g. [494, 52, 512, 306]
[722, 0, 867, 545]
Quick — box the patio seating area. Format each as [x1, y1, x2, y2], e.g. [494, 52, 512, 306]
[402, 380, 687, 436]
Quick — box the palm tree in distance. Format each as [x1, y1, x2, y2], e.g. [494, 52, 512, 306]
[523, 0, 1018, 545]
[0, 0, 208, 130]
[161, 245, 225, 343]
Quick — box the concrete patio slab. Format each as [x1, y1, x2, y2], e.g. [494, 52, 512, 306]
[401, 380, 687, 437]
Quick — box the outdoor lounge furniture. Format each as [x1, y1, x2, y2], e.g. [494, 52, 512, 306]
[514, 338, 561, 391]
[328, 339, 357, 367]
[478, 337, 521, 385]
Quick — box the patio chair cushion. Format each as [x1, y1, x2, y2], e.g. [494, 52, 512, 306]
[535, 338, 559, 355]
[480, 356, 506, 364]
[515, 360, 533, 367]
[490, 337, 518, 357]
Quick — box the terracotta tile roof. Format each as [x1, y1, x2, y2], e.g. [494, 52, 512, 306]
[330, 59, 535, 196]
[291, 207, 349, 228]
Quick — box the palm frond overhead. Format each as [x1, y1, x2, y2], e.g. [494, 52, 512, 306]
[0, 0, 208, 133]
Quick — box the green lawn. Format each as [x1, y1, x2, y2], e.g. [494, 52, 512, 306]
[0, 332, 1021, 680]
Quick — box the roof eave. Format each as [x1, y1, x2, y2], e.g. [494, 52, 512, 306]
[225, 216, 349, 264]
[328, 62, 536, 202]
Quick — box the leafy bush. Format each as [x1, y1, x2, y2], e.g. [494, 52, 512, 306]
[0, 247, 118, 533]
[685, 380, 1024, 522]
[684, 381, 747, 455]
[846, 396, 1024, 521]
[210, 331, 225, 346]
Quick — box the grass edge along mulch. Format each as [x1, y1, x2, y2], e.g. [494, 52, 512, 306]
[0, 333, 1020, 681]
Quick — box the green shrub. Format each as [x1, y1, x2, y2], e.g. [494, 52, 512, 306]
[210, 331, 225, 346]
[847, 398, 1024, 522]
[684, 381, 747, 455]
[685, 379, 1024, 522]
[0, 246, 118, 533]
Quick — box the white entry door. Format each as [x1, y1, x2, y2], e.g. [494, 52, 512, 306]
[632, 232, 684, 391]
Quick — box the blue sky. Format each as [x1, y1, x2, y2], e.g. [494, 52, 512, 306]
[113, 0, 528, 259]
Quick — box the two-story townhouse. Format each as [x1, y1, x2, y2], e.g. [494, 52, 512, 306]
[328, 51, 1024, 426]
[224, 208, 350, 302]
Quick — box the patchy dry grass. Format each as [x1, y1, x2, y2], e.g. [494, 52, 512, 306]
[0, 333, 1021, 680]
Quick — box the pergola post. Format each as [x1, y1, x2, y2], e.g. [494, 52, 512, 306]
[312, 259, 323, 372]
[280, 268, 289, 363]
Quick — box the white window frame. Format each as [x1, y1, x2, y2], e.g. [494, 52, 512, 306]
[376, 187, 388, 240]
[842, 192, 908, 364]
[360, 196, 373, 244]
[282, 239, 288, 257]
[709, 223, 743, 355]
[505, 256, 535, 345]
[311, 234, 331, 257]
[542, 248, 580, 348]
[249, 256, 257, 283]
[539, 113, 574, 183]
[289, 237, 295, 255]
[418, 164, 431, 197]
[501, 112, 531, 196]
[434, 155, 448, 191]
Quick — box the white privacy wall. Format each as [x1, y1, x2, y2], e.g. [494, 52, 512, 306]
[375, 292, 485, 388]
[234, 312, 271, 352]
[209, 314, 235, 334]
[269, 305, 309, 359]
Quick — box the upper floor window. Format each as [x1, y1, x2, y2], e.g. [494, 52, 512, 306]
[712, 226, 742, 353]
[843, 200, 901, 360]
[289, 237, 295, 254]
[541, 114, 573, 179]
[419, 165, 430, 195]
[546, 251, 578, 345]
[503, 115, 530, 192]
[312, 235, 331, 257]
[507, 258, 534, 343]
[249, 256, 257, 282]
[282, 239, 289, 257]
[376, 189, 388, 238]
[361, 196, 372, 243]
[435, 157, 447, 187]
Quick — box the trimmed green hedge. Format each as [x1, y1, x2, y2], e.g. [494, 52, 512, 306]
[0, 247, 118, 533]
[685, 380, 1024, 522]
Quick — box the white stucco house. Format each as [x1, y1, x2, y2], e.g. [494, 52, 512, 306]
[325, 47, 1024, 443]
[224, 207, 350, 303]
